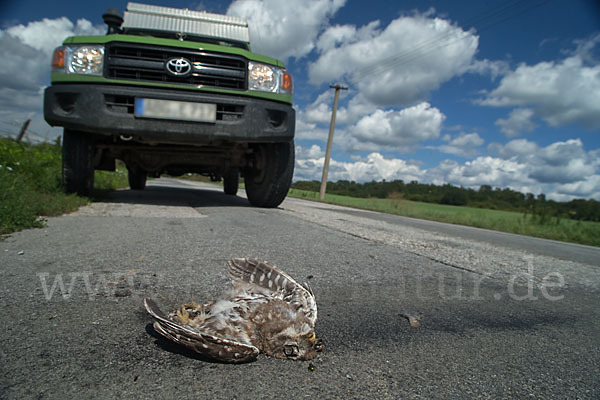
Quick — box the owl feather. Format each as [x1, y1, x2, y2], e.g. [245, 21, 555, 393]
[144, 298, 260, 362]
[227, 258, 318, 326]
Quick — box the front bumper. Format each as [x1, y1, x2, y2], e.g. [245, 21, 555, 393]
[44, 84, 295, 145]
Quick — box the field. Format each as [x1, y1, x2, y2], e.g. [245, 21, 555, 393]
[287, 188, 600, 247]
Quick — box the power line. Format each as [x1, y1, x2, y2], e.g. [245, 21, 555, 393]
[350, 0, 552, 82]
[352, 0, 543, 79]
[0, 119, 22, 128]
[353, 0, 549, 80]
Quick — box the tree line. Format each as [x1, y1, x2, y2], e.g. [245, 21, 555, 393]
[291, 180, 600, 222]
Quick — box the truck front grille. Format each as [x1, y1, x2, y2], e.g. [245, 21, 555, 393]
[105, 43, 247, 90]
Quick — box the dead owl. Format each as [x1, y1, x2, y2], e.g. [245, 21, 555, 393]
[144, 258, 322, 363]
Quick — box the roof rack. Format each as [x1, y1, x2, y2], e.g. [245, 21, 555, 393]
[122, 2, 250, 45]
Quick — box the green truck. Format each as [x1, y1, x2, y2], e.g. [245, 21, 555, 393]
[44, 2, 295, 208]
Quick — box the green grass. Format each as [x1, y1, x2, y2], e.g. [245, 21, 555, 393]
[0, 139, 128, 235]
[288, 188, 600, 247]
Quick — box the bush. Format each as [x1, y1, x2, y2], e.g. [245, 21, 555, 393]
[440, 187, 468, 206]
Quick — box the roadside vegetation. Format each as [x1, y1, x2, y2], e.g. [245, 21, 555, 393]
[292, 180, 600, 222]
[288, 187, 600, 247]
[0, 138, 128, 235]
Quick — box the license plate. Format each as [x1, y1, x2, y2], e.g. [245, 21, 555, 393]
[135, 98, 216, 123]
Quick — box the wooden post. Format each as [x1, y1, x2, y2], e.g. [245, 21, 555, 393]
[319, 84, 347, 200]
[16, 119, 31, 142]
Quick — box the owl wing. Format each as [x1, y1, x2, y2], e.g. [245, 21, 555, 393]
[144, 298, 259, 363]
[227, 258, 318, 326]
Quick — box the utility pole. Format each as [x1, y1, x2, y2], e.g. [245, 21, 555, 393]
[319, 84, 348, 200]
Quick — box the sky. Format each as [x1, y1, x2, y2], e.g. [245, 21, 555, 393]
[1, 0, 599, 201]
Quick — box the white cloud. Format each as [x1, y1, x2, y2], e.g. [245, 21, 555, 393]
[294, 157, 324, 181]
[0, 38, 47, 93]
[296, 94, 445, 153]
[481, 35, 600, 130]
[295, 144, 324, 159]
[344, 102, 445, 152]
[462, 139, 599, 199]
[489, 138, 598, 185]
[294, 116, 330, 141]
[528, 139, 598, 184]
[341, 153, 424, 182]
[4, 18, 103, 54]
[316, 22, 378, 53]
[554, 174, 600, 201]
[335, 94, 379, 126]
[294, 152, 424, 183]
[495, 108, 537, 137]
[300, 90, 377, 127]
[429, 156, 534, 190]
[309, 11, 479, 106]
[570, 33, 600, 64]
[488, 138, 539, 161]
[466, 58, 510, 79]
[438, 132, 484, 157]
[227, 0, 346, 62]
[300, 91, 337, 125]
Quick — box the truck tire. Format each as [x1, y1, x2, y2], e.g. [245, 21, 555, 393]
[223, 168, 239, 195]
[62, 129, 95, 196]
[128, 167, 147, 190]
[244, 141, 294, 208]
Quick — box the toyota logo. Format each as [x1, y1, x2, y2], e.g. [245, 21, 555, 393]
[166, 57, 192, 77]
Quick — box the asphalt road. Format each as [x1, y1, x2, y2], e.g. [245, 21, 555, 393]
[1, 178, 599, 399]
[315, 205, 599, 266]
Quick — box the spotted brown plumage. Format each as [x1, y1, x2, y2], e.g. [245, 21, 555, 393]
[144, 258, 321, 363]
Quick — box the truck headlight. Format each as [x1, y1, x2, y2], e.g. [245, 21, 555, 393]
[248, 61, 292, 95]
[52, 45, 105, 76]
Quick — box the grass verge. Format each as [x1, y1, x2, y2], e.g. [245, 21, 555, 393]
[288, 189, 600, 247]
[0, 139, 128, 235]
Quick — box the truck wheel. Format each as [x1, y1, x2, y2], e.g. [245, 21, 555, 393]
[62, 129, 95, 196]
[223, 168, 239, 195]
[244, 141, 294, 208]
[128, 167, 147, 190]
